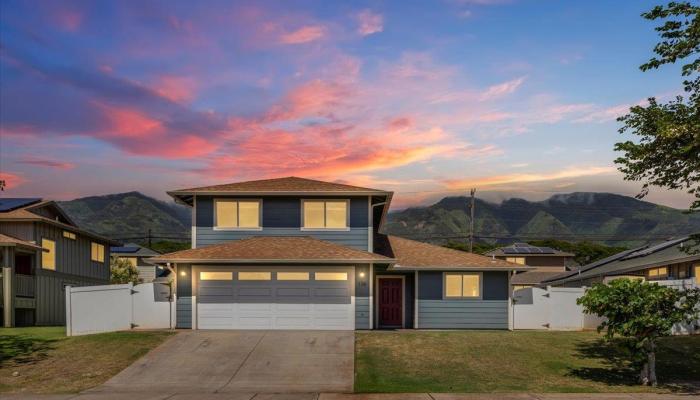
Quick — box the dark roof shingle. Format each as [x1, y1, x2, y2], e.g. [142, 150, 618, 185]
[169, 176, 389, 195]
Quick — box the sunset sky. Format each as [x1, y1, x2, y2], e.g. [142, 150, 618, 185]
[0, 0, 693, 209]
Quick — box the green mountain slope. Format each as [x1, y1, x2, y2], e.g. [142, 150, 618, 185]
[385, 192, 700, 247]
[59, 192, 191, 240]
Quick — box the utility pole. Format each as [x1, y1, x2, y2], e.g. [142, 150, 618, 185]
[468, 188, 476, 252]
[147, 228, 152, 248]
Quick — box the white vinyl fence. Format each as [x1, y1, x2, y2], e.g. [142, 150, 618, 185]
[513, 286, 598, 330]
[514, 280, 699, 334]
[66, 282, 175, 336]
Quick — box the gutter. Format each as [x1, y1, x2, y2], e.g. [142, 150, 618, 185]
[147, 257, 397, 265]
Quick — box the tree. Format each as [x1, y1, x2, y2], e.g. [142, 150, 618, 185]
[615, 2, 700, 211]
[577, 279, 700, 386]
[110, 257, 141, 285]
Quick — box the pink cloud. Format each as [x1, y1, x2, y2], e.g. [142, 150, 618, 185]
[152, 75, 197, 103]
[17, 158, 75, 170]
[356, 10, 383, 36]
[264, 79, 352, 122]
[0, 172, 27, 190]
[479, 76, 526, 100]
[279, 25, 326, 44]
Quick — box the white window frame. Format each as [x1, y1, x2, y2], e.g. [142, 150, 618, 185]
[213, 198, 263, 231]
[443, 272, 483, 300]
[300, 199, 350, 231]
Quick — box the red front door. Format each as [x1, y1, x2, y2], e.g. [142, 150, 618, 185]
[378, 278, 403, 327]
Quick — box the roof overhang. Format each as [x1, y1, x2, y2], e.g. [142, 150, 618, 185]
[389, 264, 534, 272]
[147, 257, 397, 265]
[168, 190, 393, 206]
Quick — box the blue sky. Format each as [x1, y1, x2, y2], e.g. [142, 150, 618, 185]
[0, 0, 693, 209]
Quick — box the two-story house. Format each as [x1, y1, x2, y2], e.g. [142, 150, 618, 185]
[484, 243, 575, 290]
[150, 177, 530, 331]
[111, 242, 161, 282]
[1, 198, 118, 327]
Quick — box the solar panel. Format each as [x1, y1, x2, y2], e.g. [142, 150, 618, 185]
[503, 244, 556, 254]
[0, 198, 42, 212]
[111, 246, 140, 253]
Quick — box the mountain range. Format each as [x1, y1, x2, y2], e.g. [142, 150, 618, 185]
[57, 191, 700, 247]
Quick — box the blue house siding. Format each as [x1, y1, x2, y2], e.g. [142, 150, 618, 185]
[355, 264, 370, 329]
[195, 196, 370, 250]
[416, 271, 509, 329]
[176, 264, 192, 328]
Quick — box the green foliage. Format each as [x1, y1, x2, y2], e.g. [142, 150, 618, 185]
[146, 240, 191, 254]
[528, 239, 627, 266]
[443, 241, 499, 254]
[110, 257, 141, 285]
[615, 2, 700, 211]
[578, 279, 700, 385]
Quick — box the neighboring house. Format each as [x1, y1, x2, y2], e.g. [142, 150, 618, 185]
[150, 177, 530, 331]
[484, 243, 575, 289]
[111, 243, 161, 282]
[543, 236, 700, 288]
[0, 198, 118, 327]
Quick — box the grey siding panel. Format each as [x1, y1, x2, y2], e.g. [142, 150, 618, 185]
[176, 264, 192, 297]
[417, 300, 508, 329]
[418, 271, 443, 300]
[35, 274, 106, 325]
[196, 227, 370, 250]
[176, 296, 192, 328]
[194, 196, 370, 250]
[35, 222, 110, 281]
[355, 297, 369, 329]
[0, 222, 35, 241]
[483, 272, 509, 301]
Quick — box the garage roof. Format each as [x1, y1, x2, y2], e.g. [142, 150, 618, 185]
[375, 235, 532, 271]
[149, 236, 395, 264]
[0, 233, 47, 251]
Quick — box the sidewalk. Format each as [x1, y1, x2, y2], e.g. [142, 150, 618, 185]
[2, 392, 696, 399]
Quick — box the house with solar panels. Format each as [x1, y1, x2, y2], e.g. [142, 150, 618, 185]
[542, 236, 700, 288]
[111, 243, 161, 282]
[484, 243, 575, 290]
[0, 198, 118, 327]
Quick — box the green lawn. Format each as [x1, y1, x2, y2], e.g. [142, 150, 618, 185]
[355, 331, 700, 393]
[0, 326, 173, 394]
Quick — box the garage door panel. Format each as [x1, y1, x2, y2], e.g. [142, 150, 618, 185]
[196, 267, 354, 330]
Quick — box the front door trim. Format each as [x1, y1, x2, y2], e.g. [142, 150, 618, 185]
[375, 275, 405, 328]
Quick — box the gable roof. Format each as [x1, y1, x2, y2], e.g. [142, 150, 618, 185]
[169, 176, 391, 197]
[543, 236, 700, 286]
[485, 242, 574, 257]
[149, 236, 394, 264]
[0, 233, 47, 251]
[0, 198, 120, 245]
[375, 235, 532, 271]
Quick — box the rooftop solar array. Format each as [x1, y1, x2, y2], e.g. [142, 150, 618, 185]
[111, 246, 140, 253]
[502, 243, 556, 254]
[0, 198, 42, 212]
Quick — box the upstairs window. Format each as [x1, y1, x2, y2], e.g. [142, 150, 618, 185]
[505, 257, 526, 265]
[647, 266, 667, 280]
[63, 231, 76, 240]
[42, 238, 56, 270]
[214, 199, 261, 229]
[302, 200, 348, 229]
[91, 242, 105, 263]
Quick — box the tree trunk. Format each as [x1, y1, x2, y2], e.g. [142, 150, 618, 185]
[648, 341, 657, 387]
[640, 362, 650, 385]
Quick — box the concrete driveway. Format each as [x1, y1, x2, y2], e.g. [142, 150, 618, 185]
[97, 330, 354, 394]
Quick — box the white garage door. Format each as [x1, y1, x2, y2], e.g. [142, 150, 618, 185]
[196, 267, 355, 330]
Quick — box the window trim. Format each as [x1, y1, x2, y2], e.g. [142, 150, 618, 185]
[91, 242, 105, 263]
[41, 238, 56, 270]
[442, 272, 483, 300]
[213, 198, 263, 231]
[300, 199, 351, 231]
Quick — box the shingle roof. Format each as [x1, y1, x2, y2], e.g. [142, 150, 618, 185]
[0, 233, 46, 251]
[169, 176, 390, 195]
[544, 236, 700, 286]
[0, 200, 120, 245]
[149, 236, 394, 264]
[376, 235, 532, 271]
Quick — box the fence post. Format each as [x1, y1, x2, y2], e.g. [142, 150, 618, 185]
[65, 285, 72, 337]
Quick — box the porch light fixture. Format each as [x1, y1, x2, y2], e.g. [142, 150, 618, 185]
[359, 271, 366, 278]
[180, 270, 187, 277]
